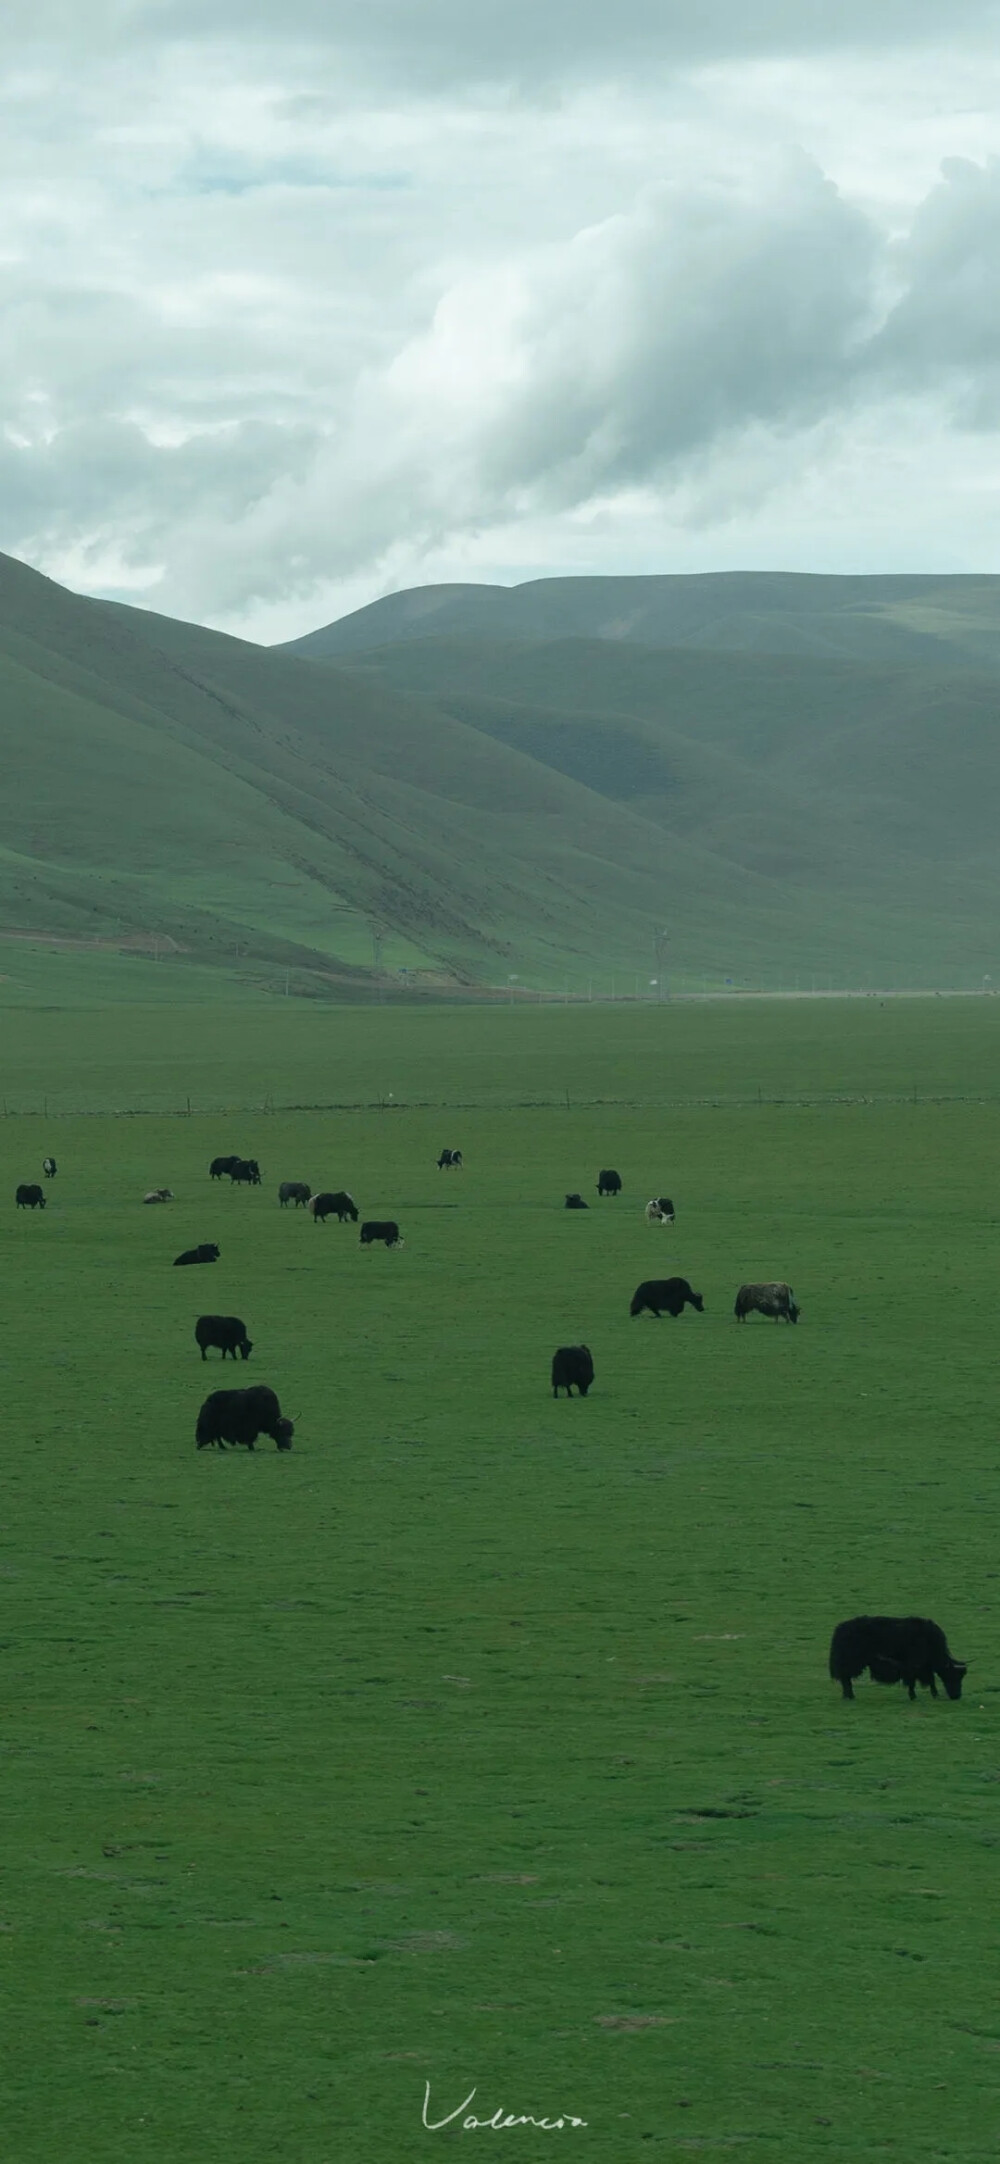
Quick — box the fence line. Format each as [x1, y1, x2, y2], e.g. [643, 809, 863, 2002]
[1, 1091, 997, 1120]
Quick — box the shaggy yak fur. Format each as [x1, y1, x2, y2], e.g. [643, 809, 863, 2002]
[630, 1277, 704, 1319]
[829, 1616, 967, 1702]
[551, 1345, 595, 1397]
[195, 1385, 293, 1451]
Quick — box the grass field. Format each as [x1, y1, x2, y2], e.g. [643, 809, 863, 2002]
[3, 999, 999, 2161]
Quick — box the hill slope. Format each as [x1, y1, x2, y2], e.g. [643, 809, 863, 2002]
[283, 570, 1000, 674]
[3, 551, 1000, 996]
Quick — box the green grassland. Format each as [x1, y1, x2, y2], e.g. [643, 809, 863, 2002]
[2, 998, 999, 2161]
[4, 549, 1000, 995]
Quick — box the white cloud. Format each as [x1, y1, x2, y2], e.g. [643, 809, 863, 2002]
[1, 6, 1000, 635]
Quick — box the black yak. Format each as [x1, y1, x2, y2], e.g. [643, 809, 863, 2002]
[734, 1282, 799, 1323]
[829, 1616, 967, 1702]
[209, 1156, 240, 1180]
[597, 1169, 622, 1196]
[195, 1385, 293, 1451]
[309, 1190, 358, 1223]
[645, 1196, 675, 1224]
[278, 1181, 312, 1208]
[42, 1157, 56, 1178]
[564, 1193, 588, 1210]
[551, 1345, 594, 1397]
[437, 1148, 463, 1169]
[229, 1159, 261, 1186]
[16, 1184, 45, 1210]
[195, 1315, 252, 1361]
[174, 1243, 220, 1267]
[630, 1276, 704, 1318]
[360, 1220, 401, 1247]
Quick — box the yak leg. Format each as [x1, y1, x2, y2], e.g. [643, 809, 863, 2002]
[840, 1677, 855, 1699]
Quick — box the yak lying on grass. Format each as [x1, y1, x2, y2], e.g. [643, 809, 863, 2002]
[360, 1220, 402, 1247]
[437, 1148, 463, 1169]
[645, 1196, 675, 1224]
[278, 1181, 312, 1208]
[309, 1190, 358, 1223]
[829, 1616, 967, 1702]
[174, 1243, 220, 1267]
[144, 1188, 173, 1204]
[196, 1384, 293, 1451]
[630, 1277, 703, 1319]
[734, 1281, 799, 1323]
[16, 1184, 45, 1210]
[564, 1193, 588, 1210]
[195, 1315, 252, 1361]
[551, 1345, 594, 1397]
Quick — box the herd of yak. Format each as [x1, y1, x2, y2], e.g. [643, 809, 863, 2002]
[12, 1148, 967, 1704]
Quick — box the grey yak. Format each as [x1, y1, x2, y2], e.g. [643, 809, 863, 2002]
[735, 1281, 799, 1323]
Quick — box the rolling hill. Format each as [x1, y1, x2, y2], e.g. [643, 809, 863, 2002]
[2, 552, 1000, 997]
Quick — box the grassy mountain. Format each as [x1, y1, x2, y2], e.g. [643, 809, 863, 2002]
[284, 570, 1000, 674]
[3, 550, 1000, 998]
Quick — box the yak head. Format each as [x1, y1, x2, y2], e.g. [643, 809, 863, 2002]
[238, 1337, 253, 1361]
[943, 1660, 967, 1700]
[275, 1417, 295, 1451]
[690, 1292, 705, 1312]
[788, 1300, 801, 1323]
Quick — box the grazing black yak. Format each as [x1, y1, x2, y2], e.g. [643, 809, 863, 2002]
[195, 1385, 293, 1451]
[630, 1277, 704, 1318]
[174, 1243, 220, 1267]
[309, 1190, 358, 1223]
[734, 1282, 799, 1323]
[16, 1184, 45, 1210]
[278, 1181, 312, 1208]
[829, 1616, 967, 1702]
[564, 1193, 588, 1210]
[360, 1220, 401, 1247]
[229, 1159, 261, 1186]
[437, 1148, 463, 1169]
[597, 1169, 622, 1196]
[551, 1346, 594, 1397]
[209, 1156, 240, 1179]
[42, 1157, 57, 1178]
[195, 1315, 252, 1361]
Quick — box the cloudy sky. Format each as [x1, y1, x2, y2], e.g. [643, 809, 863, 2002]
[4, 1, 1000, 641]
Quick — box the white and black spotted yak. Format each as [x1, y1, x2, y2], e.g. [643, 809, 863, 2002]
[43, 1157, 57, 1179]
[829, 1616, 967, 1702]
[437, 1148, 463, 1169]
[195, 1315, 252, 1361]
[734, 1282, 799, 1323]
[551, 1346, 594, 1397]
[196, 1385, 294, 1451]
